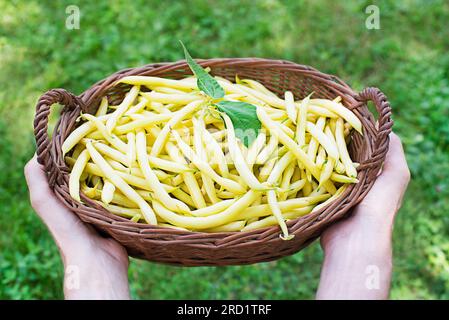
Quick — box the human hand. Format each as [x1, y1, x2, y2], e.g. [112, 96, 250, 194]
[316, 132, 410, 299]
[24, 155, 130, 300]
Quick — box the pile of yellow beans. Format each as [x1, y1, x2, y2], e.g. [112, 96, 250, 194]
[63, 75, 361, 239]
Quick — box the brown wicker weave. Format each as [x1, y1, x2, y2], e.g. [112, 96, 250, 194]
[33, 58, 392, 266]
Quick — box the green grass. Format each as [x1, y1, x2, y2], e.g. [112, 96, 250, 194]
[1, 0, 448, 299]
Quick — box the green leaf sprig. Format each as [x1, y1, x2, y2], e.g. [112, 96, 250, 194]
[180, 41, 261, 147]
[180, 41, 225, 99]
[215, 100, 261, 148]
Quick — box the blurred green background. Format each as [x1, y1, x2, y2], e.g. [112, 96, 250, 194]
[1, 0, 448, 299]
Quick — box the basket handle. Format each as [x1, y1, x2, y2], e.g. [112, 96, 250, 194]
[355, 87, 393, 176]
[34, 89, 85, 173]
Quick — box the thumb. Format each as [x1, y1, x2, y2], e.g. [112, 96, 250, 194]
[373, 133, 410, 191]
[24, 155, 92, 245]
[359, 132, 410, 214]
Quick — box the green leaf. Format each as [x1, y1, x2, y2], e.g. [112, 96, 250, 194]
[180, 41, 225, 99]
[215, 100, 261, 147]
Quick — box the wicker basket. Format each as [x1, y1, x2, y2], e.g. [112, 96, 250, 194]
[33, 58, 392, 266]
